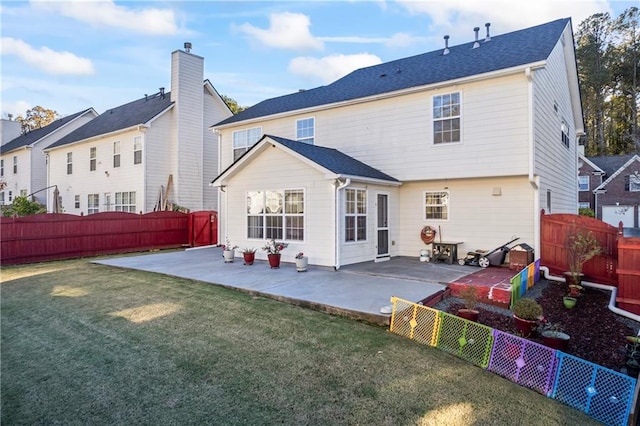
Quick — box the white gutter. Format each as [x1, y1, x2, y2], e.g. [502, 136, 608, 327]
[334, 178, 351, 270]
[540, 266, 640, 323]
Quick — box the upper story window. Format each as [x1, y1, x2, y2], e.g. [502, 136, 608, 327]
[561, 120, 570, 148]
[233, 127, 261, 162]
[578, 175, 589, 191]
[425, 191, 449, 220]
[625, 174, 640, 192]
[345, 188, 367, 242]
[133, 136, 142, 164]
[90, 147, 96, 171]
[433, 92, 460, 144]
[113, 141, 121, 168]
[296, 117, 315, 144]
[66, 152, 73, 175]
[13, 156, 17, 174]
[0, 159, 4, 177]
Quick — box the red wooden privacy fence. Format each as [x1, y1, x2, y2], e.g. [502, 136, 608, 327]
[0, 211, 218, 266]
[540, 210, 640, 315]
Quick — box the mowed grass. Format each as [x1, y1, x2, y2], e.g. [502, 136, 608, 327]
[1, 258, 599, 426]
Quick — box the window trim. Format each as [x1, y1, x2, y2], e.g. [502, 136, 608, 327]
[113, 141, 121, 168]
[87, 193, 99, 215]
[12, 156, 17, 174]
[133, 136, 142, 165]
[296, 117, 315, 145]
[115, 191, 136, 212]
[432, 92, 461, 145]
[0, 158, 4, 177]
[232, 127, 262, 162]
[424, 190, 450, 221]
[66, 152, 73, 175]
[90, 147, 96, 171]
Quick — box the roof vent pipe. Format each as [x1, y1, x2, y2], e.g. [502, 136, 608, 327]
[485, 23, 491, 42]
[159, 87, 165, 99]
[184, 42, 192, 53]
[473, 27, 480, 48]
[443, 35, 450, 55]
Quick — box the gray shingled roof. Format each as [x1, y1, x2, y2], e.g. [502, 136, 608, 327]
[1, 108, 94, 154]
[47, 93, 173, 149]
[589, 154, 636, 177]
[215, 18, 570, 127]
[262, 135, 398, 182]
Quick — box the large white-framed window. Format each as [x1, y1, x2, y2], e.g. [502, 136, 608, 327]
[133, 136, 142, 165]
[87, 194, 99, 214]
[115, 191, 136, 212]
[625, 174, 640, 192]
[66, 152, 73, 175]
[113, 141, 121, 168]
[345, 188, 367, 242]
[233, 127, 261, 161]
[424, 191, 449, 220]
[246, 189, 304, 241]
[90, 147, 96, 171]
[12, 156, 17, 174]
[433, 92, 461, 144]
[20, 189, 26, 197]
[296, 117, 315, 144]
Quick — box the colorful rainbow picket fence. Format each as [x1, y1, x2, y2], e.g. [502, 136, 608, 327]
[509, 259, 541, 309]
[389, 297, 637, 426]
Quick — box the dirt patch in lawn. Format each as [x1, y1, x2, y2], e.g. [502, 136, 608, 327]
[439, 280, 639, 374]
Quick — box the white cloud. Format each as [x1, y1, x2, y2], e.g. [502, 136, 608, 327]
[288, 53, 382, 84]
[396, 0, 615, 44]
[30, 0, 178, 35]
[237, 12, 323, 51]
[1, 37, 95, 75]
[1, 100, 32, 119]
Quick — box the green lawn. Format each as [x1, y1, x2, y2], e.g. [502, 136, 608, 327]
[1, 258, 599, 425]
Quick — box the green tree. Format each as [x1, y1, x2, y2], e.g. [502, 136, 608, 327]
[15, 106, 59, 134]
[1, 196, 47, 217]
[221, 95, 246, 114]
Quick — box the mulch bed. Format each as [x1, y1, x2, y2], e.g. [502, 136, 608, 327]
[444, 280, 639, 373]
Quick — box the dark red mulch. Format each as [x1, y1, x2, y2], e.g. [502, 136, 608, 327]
[445, 281, 638, 372]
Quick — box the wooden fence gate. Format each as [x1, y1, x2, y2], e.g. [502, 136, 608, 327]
[188, 211, 217, 247]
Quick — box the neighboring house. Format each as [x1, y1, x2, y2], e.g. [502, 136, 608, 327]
[0, 110, 98, 208]
[45, 44, 232, 215]
[211, 19, 584, 268]
[580, 153, 640, 228]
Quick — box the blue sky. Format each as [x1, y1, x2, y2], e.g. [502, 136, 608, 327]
[1, 0, 636, 118]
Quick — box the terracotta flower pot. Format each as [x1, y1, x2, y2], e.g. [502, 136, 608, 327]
[513, 315, 538, 337]
[268, 253, 281, 269]
[457, 309, 479, 322]
[541, 331, 570, 351]
[243, 252, 255, 265]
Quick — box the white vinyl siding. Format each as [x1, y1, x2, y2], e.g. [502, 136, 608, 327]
[296, 117, 314, 144]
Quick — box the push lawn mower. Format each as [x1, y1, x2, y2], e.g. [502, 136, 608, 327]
[458, 237, 520, 268]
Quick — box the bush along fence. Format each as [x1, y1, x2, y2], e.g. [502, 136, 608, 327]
[389, 297, 637, 426]
[510, 259, 541, 309]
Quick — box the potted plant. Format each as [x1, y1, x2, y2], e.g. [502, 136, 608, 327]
[563, 296, 577, 309]
[242, 248, 256, 265]
[295, 252, 308, 272]
[457, 286, 480, 322]
[511, 298, 542, 337]
[222, 237, 238, 263]
[539, 319, 570, 351]
[262, 239, 288, 269]
[624, 336, 640, 377]
[564, 227, 601, 286]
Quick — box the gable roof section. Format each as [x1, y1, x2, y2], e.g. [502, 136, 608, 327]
[578, 153, 604, 174]
[589, 154, 636, 178]
[594, 155, 640, 191]
[47, 93, 174, 149]
[212, 135, 399, 186]
[215, 18, 570, 127]
[0, 108, 96, 154]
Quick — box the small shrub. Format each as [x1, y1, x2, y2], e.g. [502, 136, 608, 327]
[512, 298, 542, 320]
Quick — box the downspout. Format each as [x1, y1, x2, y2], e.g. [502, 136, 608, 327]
[540, 266, 640, 323]
[526, 67, 541, 257]
[334, 178, 351, 270]
[215, 129, 223, 245]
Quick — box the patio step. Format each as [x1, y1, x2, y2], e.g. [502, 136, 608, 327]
[447, 266, 515, 308]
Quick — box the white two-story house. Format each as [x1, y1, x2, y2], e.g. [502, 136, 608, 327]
[211, 18, 584, 268]
[0, 109, 98, 208]
[45, 44, 232, 215]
